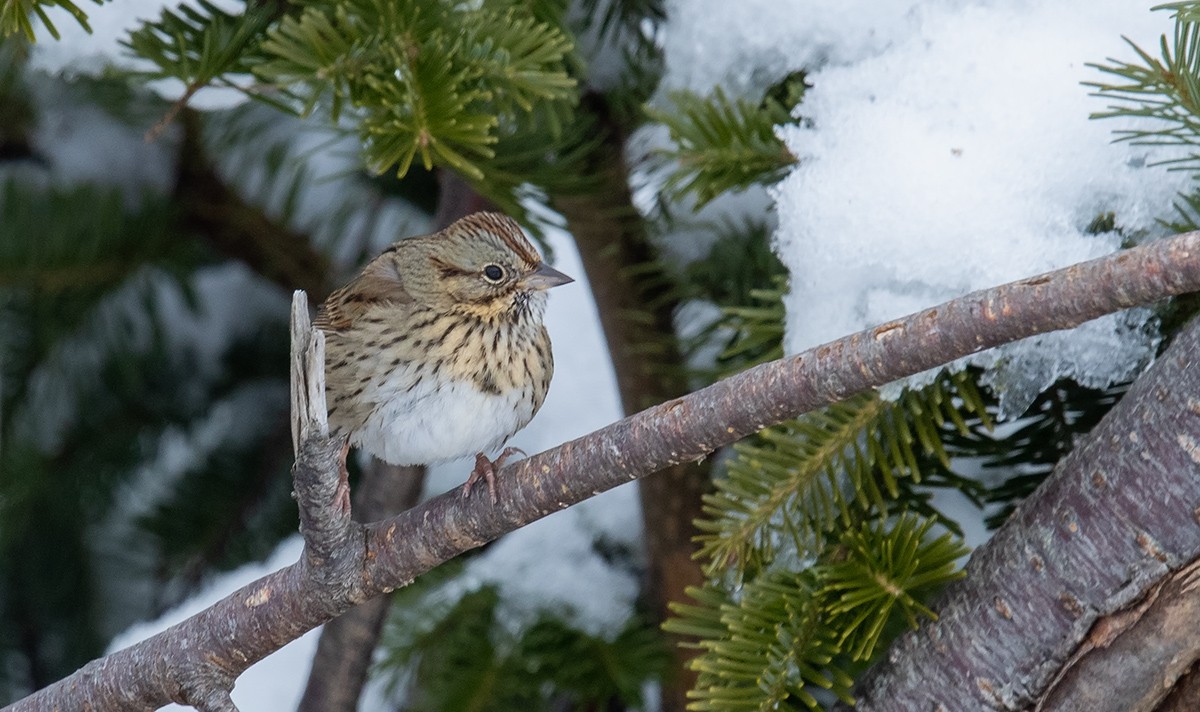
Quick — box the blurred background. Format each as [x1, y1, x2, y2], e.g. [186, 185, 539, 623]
[2, 0, 1198, 710]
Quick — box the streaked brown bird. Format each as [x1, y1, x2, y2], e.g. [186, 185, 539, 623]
[315, 212, 573, 500]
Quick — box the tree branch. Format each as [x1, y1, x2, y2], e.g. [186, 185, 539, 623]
[288, 293, 360, 591]
[7, 233, 1200, 711]
[846, 306, 1200, 711]
[1038, 560, 1200, 711]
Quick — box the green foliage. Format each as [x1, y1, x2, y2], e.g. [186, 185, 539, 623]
[710, 279, 785, 373]
[377, 585, 669, 711]
[698, 372, 989, 579]
[1086, 2, 1200, 175]
[1, 0, 98, 41]
[0, 179, 182, 293]
[0, 178, 198, 419]
[678, 219, 789, 379]
[937, 375, 1128, 529]
[256, 0, 577, 180]
[651, 82, 801, 208]
[669, 573, 847, 711]
[668, 516, 967, 710]
[122, 0, 275, 100]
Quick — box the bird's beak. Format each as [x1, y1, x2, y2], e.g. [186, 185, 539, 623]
[523, 262, 574, 290]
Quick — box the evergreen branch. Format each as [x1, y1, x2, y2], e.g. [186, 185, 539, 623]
[375, 584, 667, 710]
[360, 44, 496, 178]
[0, 0, 97, 41]
[680, 220, 788, 379]
[668, 573, 850, 710]
[464, 9, 575, 116]
[122, 0, 276, 138]
[651, 86, 798, 208]
[0, 180, 178, 290]
[123, 0, 274, 92]
[696, 374, 986, 579]
[821, 516, 967, 661]
[670, 516, 967, 710]
[256, 0, 576, 180]
[1086, 2, 1200, 174]
[938, 376, 1126, 530]
[9, 233, 1200, 711]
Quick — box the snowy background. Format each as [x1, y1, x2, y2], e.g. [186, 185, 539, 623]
[25, 0, 1188, 708]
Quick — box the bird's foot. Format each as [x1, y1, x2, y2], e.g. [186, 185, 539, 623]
[463, 446, 527, 503]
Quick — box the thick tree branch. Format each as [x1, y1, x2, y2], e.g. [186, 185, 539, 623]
[294, 462, 422, 712]
[1038, 560, 1200, 711]
[846, 306, 1200, 711]
[7, 233, 1200, 711]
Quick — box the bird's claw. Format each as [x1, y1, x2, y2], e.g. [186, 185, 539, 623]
[463, 447, 527, 503]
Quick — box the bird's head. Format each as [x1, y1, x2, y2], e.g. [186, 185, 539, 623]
[410, 212, 573, 321]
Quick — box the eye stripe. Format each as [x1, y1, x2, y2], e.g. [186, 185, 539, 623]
[430, 256, 473, 279]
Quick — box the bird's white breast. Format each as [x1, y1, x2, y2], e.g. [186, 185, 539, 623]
[349, 364, 536, 466]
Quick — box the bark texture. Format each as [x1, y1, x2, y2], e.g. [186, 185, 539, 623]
[294, 462, 423, 712]
[848, 311, 1200, 711]
[6, 233, 1200, 711]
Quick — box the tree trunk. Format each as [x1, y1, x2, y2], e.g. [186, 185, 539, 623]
[847, 315, 1200, 710]
[554, 94, 708, 712]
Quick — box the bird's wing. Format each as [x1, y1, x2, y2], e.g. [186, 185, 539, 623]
[315, 249, 414, 332]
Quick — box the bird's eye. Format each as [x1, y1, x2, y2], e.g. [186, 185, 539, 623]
[483, 264, 505, 282]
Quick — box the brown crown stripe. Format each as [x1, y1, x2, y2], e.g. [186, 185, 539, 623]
[451, 212, 541, 266]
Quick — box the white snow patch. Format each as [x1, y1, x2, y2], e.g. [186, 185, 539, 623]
[23, 82, 175, 200]
[658, 0, 950, 94]
[757, 0, 1187, 416]
[442, 485, 642, 639]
